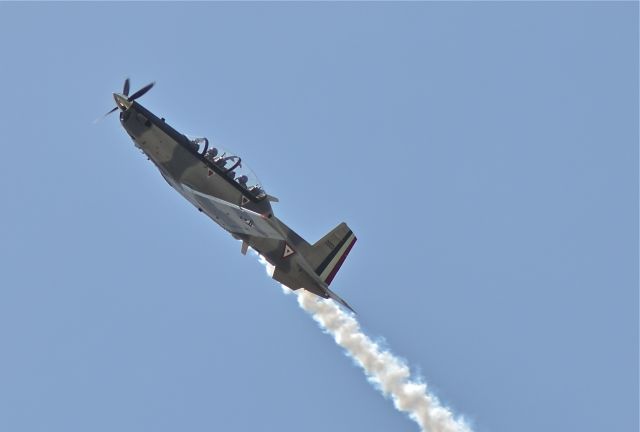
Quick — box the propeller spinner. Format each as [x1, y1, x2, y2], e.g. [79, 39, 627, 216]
[103, 79, 155, 118]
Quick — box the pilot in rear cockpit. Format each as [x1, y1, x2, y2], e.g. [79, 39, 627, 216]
[205, 147, 218, 162]
[215, 156, 227, 169]
[237, 175, 249, 189]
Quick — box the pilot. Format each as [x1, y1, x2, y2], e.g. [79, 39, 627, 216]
[205, 147, 218, 162]
[227, 170, 236, 180]
[188, 138, 201, 152]
[237, 175, 249, 188]
[215, 156, 228, 168]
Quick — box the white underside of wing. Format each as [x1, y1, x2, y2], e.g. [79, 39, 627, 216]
[181, 184, 284, 240]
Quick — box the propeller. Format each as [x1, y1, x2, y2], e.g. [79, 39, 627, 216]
[127, 81, 154, 101]
[104, 106, 118, 117]
[99, 78, 155, 120]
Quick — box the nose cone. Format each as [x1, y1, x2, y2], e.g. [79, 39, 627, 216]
[113, 93, 132, 111]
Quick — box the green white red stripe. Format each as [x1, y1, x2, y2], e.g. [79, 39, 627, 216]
[315, 230, 357, 285]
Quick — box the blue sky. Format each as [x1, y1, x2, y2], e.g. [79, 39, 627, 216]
[0, 3, 637, 432]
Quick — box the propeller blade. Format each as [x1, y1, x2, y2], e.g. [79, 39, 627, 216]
[105, 106, 118, 116]
[128, 81, 155, 101]
[123, 78, 130, 97]
[93, 106, 118, 124]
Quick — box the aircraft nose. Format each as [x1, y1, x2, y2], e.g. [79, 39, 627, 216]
[113, 93, 132, 111]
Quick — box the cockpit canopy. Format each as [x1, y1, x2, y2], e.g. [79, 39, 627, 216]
[187, 136, 266, 200]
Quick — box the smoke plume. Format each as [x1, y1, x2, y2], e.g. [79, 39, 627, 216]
[257, 255, 472, 432]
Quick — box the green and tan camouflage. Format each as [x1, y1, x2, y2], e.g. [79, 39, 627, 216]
[110, 82, 356, 312]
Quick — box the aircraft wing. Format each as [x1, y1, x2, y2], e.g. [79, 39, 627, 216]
[181, 184, 284, 240]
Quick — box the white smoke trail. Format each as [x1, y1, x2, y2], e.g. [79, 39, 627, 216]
[256, 255, 472, 432]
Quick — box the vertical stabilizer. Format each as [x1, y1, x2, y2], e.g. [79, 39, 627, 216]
[307, 223, 357, 285]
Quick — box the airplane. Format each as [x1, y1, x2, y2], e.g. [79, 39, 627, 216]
[106, 79, 357, 312]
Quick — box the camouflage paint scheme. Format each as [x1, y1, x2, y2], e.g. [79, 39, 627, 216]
[113, 93, 356, 312]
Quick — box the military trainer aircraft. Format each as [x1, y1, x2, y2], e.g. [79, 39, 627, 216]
[106, 79, 357, 312]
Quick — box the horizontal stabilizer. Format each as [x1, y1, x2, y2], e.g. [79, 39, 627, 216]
[326, 288, 356, 314]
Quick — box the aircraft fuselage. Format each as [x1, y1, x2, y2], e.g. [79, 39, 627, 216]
[116, 97, 356, 312]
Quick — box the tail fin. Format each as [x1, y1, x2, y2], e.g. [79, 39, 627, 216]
[307, 223, 357, 285]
